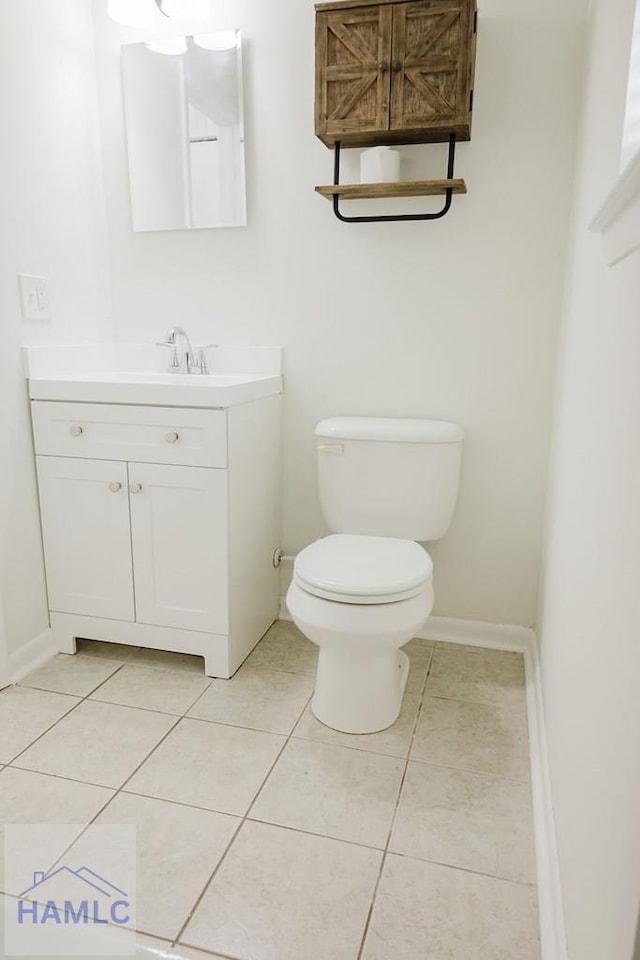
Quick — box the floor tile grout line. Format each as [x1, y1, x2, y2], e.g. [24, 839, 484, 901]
[5, 764, 125, 792]
[433, 642, 524, 653]
[4, 757, 536, 880]
[242, 815, 389, 854]
[421, 690, 529, 710]
[17, 656, 124, 697]
[180, 674, 218, 716]
[424, 690, 528, 708]
[6, 718, 415, 819]
[2, 889, 242, 960]
[384, 850, 541, 887]
[423, 688, 528, 709]
[5, 661, 132, 766]
[170, 821, 250, 951]
[42, 712, 185, 880]
[285, 670, 426, 760]
[18, 675, 316, 733]
[285, 730, 409, 760]
[244, 664, 316, 679]
[87, 666, 214, 716]
[407, 756, 532, 784]
[180, 712, 312, 738]
[136, 927, 242, 960]
[35, 659, 215, 877]
[171, 689, 316, 950]
[356, 645, 434, 960]
[85, 697, 185, 718]
[112, 788, 242, 820]
[0, 764, 240, 824]
[12, 634, 527, 774]
[0, 819, 537, 901]
[12, 658, 217, 750]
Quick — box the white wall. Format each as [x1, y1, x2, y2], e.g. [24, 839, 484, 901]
[537, 0, 640, 957]
[92, 0, 587, 628]
[0, 0, 112, 656]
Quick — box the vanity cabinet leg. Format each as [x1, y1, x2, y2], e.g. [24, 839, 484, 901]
[52, 625, 77, 656]
[204, 655, 219, 679]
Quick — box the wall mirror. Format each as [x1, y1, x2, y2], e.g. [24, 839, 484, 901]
[122, 31, 246, 232]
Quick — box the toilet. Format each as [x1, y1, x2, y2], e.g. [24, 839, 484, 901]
[286, 416, 463, 734]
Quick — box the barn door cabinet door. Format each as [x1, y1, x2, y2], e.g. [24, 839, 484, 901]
[315, 0, 477, 147]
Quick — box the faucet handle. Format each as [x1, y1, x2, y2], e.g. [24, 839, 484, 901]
[155, 341, 180, 371]
[195, 344, 219, 375]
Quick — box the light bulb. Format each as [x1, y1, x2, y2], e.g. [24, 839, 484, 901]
[194, 30, 238, 52]
[159, 0, 210, 19]
[107, 0, 157, 27]
[146, 37, 188, 55]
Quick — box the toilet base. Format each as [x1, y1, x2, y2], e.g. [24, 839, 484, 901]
[312, 648, 411, 734]
[286, 579, 433, 736]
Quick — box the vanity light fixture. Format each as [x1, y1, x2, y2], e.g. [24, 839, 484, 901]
[108, 0, 210, 26]
[193, 30, 238, 51]
[107, 0, 156, 27]
[146, 37, 188, 54]
[159, 0, 211, 18]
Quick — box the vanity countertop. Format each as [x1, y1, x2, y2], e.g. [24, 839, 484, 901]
[24, 344, 283, 409]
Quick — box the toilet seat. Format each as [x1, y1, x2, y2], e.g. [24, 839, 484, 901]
[293, 534, 433, 604]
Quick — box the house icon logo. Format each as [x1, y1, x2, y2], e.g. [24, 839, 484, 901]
[17, 866, 131, 927]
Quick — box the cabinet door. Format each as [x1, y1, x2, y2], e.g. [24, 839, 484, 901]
[36, 457, 134, 620]
[315, 4, 393, 145]
[390, 0, 475, 140]
[128, 463, 228, 634]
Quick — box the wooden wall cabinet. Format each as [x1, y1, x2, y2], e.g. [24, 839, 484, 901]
[315, 0, 477, 149]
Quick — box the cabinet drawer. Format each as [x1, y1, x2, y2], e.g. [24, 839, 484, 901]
[31, 401, 227, 467]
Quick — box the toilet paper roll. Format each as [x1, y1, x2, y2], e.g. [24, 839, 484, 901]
[360, 146, 401, 183]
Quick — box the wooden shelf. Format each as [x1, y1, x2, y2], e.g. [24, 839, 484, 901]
[315, 178, 467, 201]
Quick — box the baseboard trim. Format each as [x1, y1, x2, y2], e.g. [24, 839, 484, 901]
[523, 636, 568, 960]
[8, 628, 57, 684]
[279, 597, 566, 958]
[280, 599, 534, 652]
[416, 613, 535, 651]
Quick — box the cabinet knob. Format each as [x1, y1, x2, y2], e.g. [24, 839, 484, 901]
[165, 431, 180, 444]
[108, 482, 122, 493]
[391, 60, 402, 73]
[129, 482, 142, 495]
[378, 60, 389, 73]
[70, 425, 83, 437]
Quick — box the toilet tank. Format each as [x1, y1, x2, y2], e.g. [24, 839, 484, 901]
[315, 417, 463, 541]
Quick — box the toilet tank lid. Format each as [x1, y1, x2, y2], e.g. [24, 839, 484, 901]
[315, 417, 464, 443]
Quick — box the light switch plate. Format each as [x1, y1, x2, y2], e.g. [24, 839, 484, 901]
[19, 274, 51, 321]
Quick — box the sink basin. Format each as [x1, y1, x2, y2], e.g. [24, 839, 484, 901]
[24, 345, 283, 408]
[28, 371, 282, 407]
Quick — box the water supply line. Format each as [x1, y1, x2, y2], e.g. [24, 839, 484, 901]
[272, 548, 296, 568]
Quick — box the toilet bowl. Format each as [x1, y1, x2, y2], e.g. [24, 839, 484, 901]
[287, 416, 463, 736]
[286, 534, 434, 734]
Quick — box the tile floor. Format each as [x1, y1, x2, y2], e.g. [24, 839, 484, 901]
[0, 622, 540, 960]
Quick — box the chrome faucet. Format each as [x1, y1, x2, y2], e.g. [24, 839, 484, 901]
[156, 327, 218, 374]
[156, 327, 195, 374]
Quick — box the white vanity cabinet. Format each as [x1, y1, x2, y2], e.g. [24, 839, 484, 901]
[31, 395, 282, 678]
